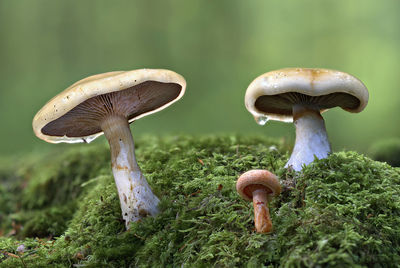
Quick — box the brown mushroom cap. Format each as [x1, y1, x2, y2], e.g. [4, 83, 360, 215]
[236, 169, 281, 202]
[245, 68, 369, 123]
[32, 69, 186, 143]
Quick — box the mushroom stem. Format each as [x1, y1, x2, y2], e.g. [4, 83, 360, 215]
[285, 104, 331, 171]
[252, 188, 272, 233]
[101, 115, 159, 229]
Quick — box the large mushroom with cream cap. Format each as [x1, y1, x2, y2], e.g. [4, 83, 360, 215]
[33, 69, 186, 229]
[245, 68, 369, 171]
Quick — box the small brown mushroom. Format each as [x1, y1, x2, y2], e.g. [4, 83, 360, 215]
[236, 170, 281, 233]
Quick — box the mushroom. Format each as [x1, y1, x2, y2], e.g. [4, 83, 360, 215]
[236, 169, 281, 233]
[245, 68, 369, 171]
[32, 69, 186, 229]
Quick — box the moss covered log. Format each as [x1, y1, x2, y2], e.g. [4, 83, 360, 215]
[0, 135, 399, 267]
[369, 138, 400, 167]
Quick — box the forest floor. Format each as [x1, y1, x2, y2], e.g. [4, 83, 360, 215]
[0, 135, 399, 267]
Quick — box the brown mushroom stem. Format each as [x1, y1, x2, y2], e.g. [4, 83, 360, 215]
[252, 188, 273, 233]
[101, 115, 159, 229]
[285, 104, 331, 171]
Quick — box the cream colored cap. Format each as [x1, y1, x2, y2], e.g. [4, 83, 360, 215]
[245, 68, 369, 123]
[33, 69, 186, 143]
[236, 169, 281, 202]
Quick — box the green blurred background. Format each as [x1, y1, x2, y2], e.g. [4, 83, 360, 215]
[1, 0, 399, 156]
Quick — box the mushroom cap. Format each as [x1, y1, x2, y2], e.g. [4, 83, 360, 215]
[33, 69, 186, 144]
[245, 68, 369, 123]
[236, 169, 281, 202]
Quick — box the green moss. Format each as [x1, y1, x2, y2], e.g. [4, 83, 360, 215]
[368, 138, 400, 167]
[1, 135, 399, 267]
[0, 159, 20, 234]
[1, 145, 111, 239]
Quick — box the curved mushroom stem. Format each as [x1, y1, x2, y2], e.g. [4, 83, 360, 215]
[252, 188, 273, 233]
[101, 115, 159, 229]
[285, 104, 331, 171]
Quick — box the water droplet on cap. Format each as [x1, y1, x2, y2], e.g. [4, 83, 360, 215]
[255, 115, 269, 125]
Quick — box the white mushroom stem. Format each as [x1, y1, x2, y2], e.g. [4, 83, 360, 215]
[101, 115, 159, 229]
[285, 104, 331, 171]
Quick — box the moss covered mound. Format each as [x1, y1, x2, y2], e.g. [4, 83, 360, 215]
[0, 135, 399, 267]
[369, 138, 400, 167]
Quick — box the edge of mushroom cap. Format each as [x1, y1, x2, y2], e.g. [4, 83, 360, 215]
[236, 169, 281, 202]
[244, 68, 369, 123]
[32, 69, 187, 144]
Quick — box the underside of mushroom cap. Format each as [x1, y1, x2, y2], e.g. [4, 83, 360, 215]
[245, 68, 369, 123]
[33, 69, 186, 143]
[236, 169, 281, 202]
